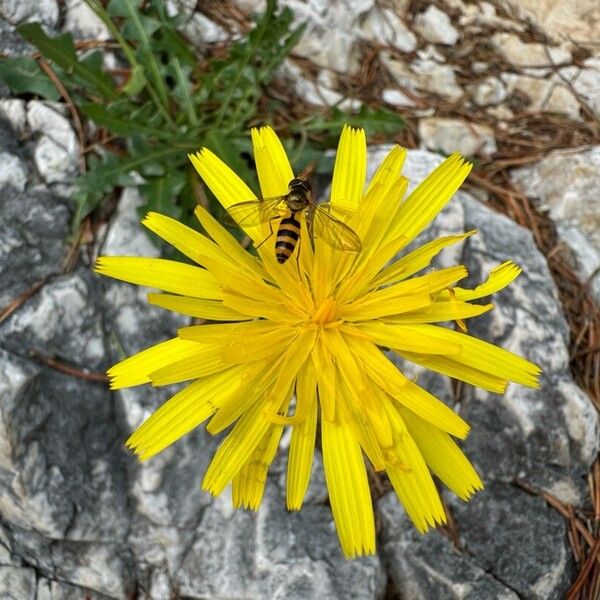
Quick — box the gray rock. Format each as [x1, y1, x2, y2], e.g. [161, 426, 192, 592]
[0, 136, 596, 600]
[0, 100, 27, 134]
[511, 146, 600, 302]
[379, 494, 521, 600]
[0, 151, 27, 191]
[381, 53, 463, 101]
[491, 33, 572, 68]
[182, 11, 229, 45]
[557, 57, 600, 118]
[27, 102, 79, 185]
[358, 6, 416, 53]
[178, 484, 386, 600]
[451, 483, 571, 599]
[414, 5, 459, 46]
[0, 566, 36, 600]
[0, 0, 59, 29]
[470, 76, 507, 106]
[63, 0, 110, 40]
[381, 88, 417, 108]
[501, 73, 581, 120]
[0, 184, 69, 308]
[419, 117, 497, 156]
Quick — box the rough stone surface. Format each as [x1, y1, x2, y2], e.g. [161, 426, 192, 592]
[557, 58, 600, 118]
[358, 6, 416, 52]
[0, 0, 59, 29]
[509, 0, 600, 47]
[419, 117, 497, 156]
[63, 0, 110, 40]
[502, 73, 580, 120]
[381, 53, 463, 101]
[491, 33, 572, 68]
[511, 146, 600, 302]
[0, 151, 27, 191]
[27, 102, 80, 185]
[469, 76, 507, 106]
[414, 5, 459, 46]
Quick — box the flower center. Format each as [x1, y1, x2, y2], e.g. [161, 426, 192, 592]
[311, 296, 339, 326]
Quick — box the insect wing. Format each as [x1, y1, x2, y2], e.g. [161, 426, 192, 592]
[310, 203, 362, 252]
[227, 196, 288, 227]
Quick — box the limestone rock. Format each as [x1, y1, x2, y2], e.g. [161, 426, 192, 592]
[414, 5, 459, 46]
[419, 117, 497, 156]
[358, 6, 416, 52]
[557, 58, 600, 118]
[512, 146, 600, 302]
[63, 0, 110, 40]
[470, 76, 507, 106]
[0, 0, 58, 29]
[491, 33, 572, 68]
[502, 73, 580, 120]
[27, 102, 79, 185]
[381, 53, 463, 101]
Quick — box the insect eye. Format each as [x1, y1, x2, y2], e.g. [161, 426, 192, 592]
[289, 178, 302, 186]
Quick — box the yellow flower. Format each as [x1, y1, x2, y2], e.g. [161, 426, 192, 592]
[95, 125, 541, 558]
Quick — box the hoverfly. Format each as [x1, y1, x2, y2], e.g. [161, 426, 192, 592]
[226, 178, 362, 264]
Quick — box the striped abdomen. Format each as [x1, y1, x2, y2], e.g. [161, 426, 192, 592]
[275, 213, 301, 264]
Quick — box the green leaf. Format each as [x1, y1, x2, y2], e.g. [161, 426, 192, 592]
[108, 0, 169, 108]
[121, 64, 147, 95]
[302, 106, 405, 136]
[0, 56, 61, 100]
[16, 23, 116, 99]
[80, 103, 173, 139]
[139, 172, 186, 217]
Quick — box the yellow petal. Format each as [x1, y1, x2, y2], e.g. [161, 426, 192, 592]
[147, 293, 251, 321]
[206, 359, 280, 434]
[355, 321, 462, 355]
[365, 145, 407, 199]
[373, 231, 476, 288]
[193, 204, 265, 275]
[322, 329, 386, 470]
[343, 333, 470, 438]
[384, 404, 446, 532]
[399, 351, 508, 393]
[287, 360, 318, 510]
[107, 338, 202, 389]
[232, 423, 284, 510]
[385, 300, 493, 323]
[128, 366, 246, 460]
[188, 147, 255, 210]
[142, 211, 224, 267]
[252, 126, 294, 198]
[203, 387, 292, 496]
[343, 264, 467, 309]
[341, 294, 432, 321]
[400, 407, 483, 500]
[321, 416, 376, 558]
[149, 347, 228, 386]
[443, 261, 522, 301]
[383, 324, 541, 388]
[330, 125, 366, 213]
[95, 256, 221, 298]
[262, 327, 317, 417]
[203, 400, 272, 496]
[388, 153, 472, 248]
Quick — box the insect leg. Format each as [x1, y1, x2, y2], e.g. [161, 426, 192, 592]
[255, 215, 281, 249]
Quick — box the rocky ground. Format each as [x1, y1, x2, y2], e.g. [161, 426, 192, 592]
[1, 0, 600, 599]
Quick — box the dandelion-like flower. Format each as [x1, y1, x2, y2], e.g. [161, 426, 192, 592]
[95, 125, 541, 558]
